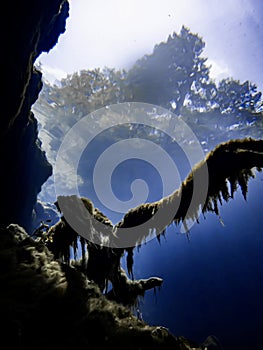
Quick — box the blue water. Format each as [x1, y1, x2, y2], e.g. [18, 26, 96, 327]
[130, 172, 263, 350]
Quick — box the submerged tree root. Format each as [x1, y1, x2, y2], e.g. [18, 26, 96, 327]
[41, 137, 263, 308]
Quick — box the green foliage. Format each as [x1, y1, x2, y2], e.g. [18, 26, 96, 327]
[34, 25, 263, 160]
[59, 67, 133, 113]
[214, 78, 263, 115]
[127, 26, 210, 114]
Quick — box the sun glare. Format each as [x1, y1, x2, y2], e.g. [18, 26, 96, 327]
[37, 0, 263, 91]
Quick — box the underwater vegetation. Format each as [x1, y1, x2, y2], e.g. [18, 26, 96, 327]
[35, 137, 263, 308]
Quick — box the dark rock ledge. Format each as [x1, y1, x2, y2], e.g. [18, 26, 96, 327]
[0, 224, 206, 350]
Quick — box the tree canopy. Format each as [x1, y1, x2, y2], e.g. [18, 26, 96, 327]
[35, 26, 263, 131]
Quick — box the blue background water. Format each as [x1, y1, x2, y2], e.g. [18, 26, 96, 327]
[130, 172, 263, 350]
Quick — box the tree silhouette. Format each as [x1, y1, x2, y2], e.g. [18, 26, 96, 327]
[34, 26, 263, 162]
[213, 78, 263, 115]
[127, 26, 210, 115]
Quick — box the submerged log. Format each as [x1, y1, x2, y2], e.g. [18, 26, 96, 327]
[45, 137, 263, 306]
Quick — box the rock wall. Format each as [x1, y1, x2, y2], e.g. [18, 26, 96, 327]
[0, 224, 200, 349]
[1, 0, 69, 231]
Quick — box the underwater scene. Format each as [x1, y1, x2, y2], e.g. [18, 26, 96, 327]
[30, 1, 263, 349]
